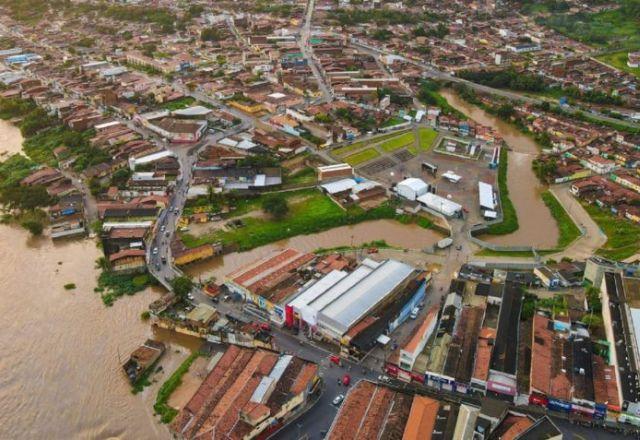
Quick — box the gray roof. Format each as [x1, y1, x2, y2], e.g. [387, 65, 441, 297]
[317, 259, 415, 336]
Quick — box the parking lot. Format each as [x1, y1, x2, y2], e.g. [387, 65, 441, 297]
[357, 136, 498, 225]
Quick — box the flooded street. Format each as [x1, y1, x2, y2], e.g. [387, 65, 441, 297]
[0, 225, 186, 439]
[0, 119, 24, 157]
[440, 90, 558, 248]
[186, 219, 442, 280]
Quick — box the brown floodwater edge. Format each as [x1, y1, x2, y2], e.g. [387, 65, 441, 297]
[440, 89, 559, 248]
[185, 219, 443, 281]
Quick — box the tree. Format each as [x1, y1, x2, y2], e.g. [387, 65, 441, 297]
[21, 219, 43, 235]
[201, 27, 222, 42]
[262, 195, 289, 219]
[171, 276, 194, 300]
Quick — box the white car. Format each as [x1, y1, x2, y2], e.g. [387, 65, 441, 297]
[332, 394, 345, 406]
[152, 247, 159, 255]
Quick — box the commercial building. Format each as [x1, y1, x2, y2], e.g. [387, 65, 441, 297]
[327, 380, 459, 440]
[487, 282, 523, 399]
[225, 248, 315, 323]
[601, 272, 640, 424]
[285, 258, 428, 357]
[317, 163, 353, 181]
[171, 346, 320, 440]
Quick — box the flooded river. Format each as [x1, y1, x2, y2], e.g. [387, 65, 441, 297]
[0, 119, 24, 157]
[186, 219, 442, 281]
[0, 225, 179, 439]
[440, 90, 558, 248]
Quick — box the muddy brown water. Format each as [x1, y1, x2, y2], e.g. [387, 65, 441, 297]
[0, 119, 24, 157]
[0, 224, 205, 439]
[440, 90, 559, 248]
[185, 219, 442, 281]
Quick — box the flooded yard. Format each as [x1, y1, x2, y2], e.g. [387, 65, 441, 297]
[440, 90, 559, 248]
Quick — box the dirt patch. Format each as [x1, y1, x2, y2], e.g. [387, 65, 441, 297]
[167, 356, 210, 410]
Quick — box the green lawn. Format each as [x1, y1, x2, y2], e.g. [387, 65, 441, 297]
[583, 202, 640, 261]
[282, 167, 317, 189]
[181, 189, 400, 251]
[414, 127, 438, 153]
[332, 130, 410, 157]
[162, 96, 196, 111]
[344, 147, 380, 165]
[541, 190, 581, 249]
[597, 50, 640, 79]
[540, 6, 640, 49]
[379, 132, 415, 152]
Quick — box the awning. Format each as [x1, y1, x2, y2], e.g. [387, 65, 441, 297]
[377, 334, 391, 345]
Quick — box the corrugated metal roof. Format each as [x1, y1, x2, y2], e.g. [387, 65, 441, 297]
[321, 178, 357, 194]
[318, 259, 414, 335]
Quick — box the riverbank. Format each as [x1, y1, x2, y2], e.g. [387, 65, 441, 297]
[440, 89, 559, 248]
[180, 188, 434, 252]
[184, 219, 443, 281]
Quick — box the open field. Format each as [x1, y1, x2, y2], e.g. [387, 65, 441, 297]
[344, 147, 380, 165]
[540, 7, 640, 49]
[596, 50, 640, 79]
[582, 202, 640, 260]
[180, 189, 431, 251]
[331, 130, 410, 156]
[379, 131, 415, 152]
[541, 190, 581, 249]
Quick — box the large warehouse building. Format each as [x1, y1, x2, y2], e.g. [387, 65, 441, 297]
[285, 258, 428, 356]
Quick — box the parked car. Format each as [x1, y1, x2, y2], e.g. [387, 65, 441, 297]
[332, 394, 345, 406]
[377, 375, 390, 383]
[152, 247, 159, 255]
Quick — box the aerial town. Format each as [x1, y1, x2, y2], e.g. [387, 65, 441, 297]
[0, 0, 639, 439]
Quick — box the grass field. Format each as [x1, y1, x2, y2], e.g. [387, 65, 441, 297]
[181, 189, 400, 251]
[597, 50, 640, 79]
[417, 127, 438, 151]
[582, 202, 640, 261]
[162, 96, 196, 111]
[332, 130, 410, 156]
[541, 190, 581, 249]
[379, 132, 415, 152]
[344, 147, 380, 165]
[540, 7, 640, 49]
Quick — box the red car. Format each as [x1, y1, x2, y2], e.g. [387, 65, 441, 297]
[342, 374, 351, 386]
[329, 355, 341, 366]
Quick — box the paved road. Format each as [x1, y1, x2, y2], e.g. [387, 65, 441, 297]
[349, 39, 640, 130]
[299, 0, 333, 103]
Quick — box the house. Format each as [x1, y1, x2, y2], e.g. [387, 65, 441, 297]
[109, 248, 147, 273]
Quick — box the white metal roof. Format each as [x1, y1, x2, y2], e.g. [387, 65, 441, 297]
[131, 150, 175, 165]
[630, 308, 640, 359]
[289, 270, 348, 326]
[442, 171, 462, 183]
[309, 259, 381, 313]
[321, 178, 357, 195]
[236, 139, 257, 150]
[172, 105, 213, 117]
[478, 181, 496, 210]
[397, 177, 428, 192]
[318, 163, 352, 172]
[317, 259, 415, 335]
[417, 192, 462, 217]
